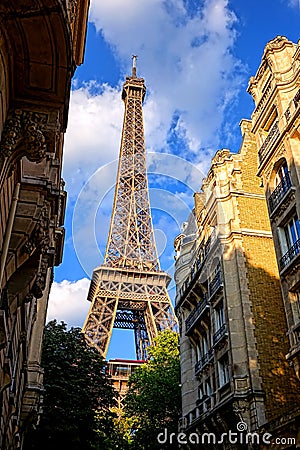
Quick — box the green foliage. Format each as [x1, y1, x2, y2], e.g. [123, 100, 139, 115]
[124, 330, 181, 449]
[24, 320, 116, 450]
[104, 406, 137, 450]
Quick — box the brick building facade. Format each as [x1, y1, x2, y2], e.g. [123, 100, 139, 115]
[249, 36, 300, 381]
[175, 36, 300, 448]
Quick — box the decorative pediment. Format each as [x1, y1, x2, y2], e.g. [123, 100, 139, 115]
[212, 149, 231, 165]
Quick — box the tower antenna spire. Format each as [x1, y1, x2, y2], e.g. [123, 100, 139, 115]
[132, 54, 137, 78]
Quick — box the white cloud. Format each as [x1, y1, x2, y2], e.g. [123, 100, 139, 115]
[57, 0, 246, 295]
[89, 0, 244, 155]
[286, 0, 300, 8]
[70, 152, 206, 278]
[63, 83, 123, 197]
[47, 279, 91, 328]
[62, 0, 245, 204]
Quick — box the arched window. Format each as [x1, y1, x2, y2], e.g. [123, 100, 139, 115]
[269, 159, 292, 213]
[274, 160, 289, 188]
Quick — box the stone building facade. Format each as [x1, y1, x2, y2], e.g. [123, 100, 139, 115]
[248, 36, 300, 382]
[175, 118, 300, 445]
[0, 1, 89, 449]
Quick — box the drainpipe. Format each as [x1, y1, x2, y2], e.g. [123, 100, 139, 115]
[0, 183, 20, 288]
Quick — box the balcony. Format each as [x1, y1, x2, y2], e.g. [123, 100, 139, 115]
[258, 121, 280, 165]
[279, 238, 300, 272]
[176, 236, 214, 305]
[195, 348, 214, 375]
[294, 89, 300, 108]
[198, 396, 213, 416]
[209, 271, 223, 299]
[258, 89, 300, 169]
[185, 295, 209, 335]
[213, 323, 227, 346]
[268, 174, 292, 215]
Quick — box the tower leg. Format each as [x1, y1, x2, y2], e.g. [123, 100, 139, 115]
[83, 295, 118, 357]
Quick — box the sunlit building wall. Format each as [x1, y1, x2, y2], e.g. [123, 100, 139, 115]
[175, 37, 300, 444]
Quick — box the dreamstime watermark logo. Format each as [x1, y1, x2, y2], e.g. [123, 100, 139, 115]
[157, 421, 296, 446]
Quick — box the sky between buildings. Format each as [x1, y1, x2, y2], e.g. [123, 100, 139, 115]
[47, 0, 300, 359]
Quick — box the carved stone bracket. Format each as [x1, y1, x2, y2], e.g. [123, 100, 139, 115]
[23, 204, 52, 299]
[67, 0, 78, 24]
[0, 109, 48, 163]
[32, 253, 50, 299]
[212, 149, 231, 165]
[24, 205, 51, 256]
[232, 399, 249, 423]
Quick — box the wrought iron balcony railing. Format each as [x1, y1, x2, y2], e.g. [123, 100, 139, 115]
[258, 121, 279, 164]
[258, 89, 300, 167]
[213, 323, 227, 345]
[185, 295, 209, 334]
[294, 89, 300, 108]
[268, 173, 292, 214]
[177, 235, 214, 302]
[279, 238, 300, 272]
[195, 348, 214, 375]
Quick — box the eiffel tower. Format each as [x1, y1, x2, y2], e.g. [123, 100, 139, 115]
[83, 57, 177, 360]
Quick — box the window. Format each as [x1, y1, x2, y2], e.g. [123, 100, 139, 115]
[195, 332, 211, 364]
[196, 339, 202, 362]
[210, 261, 221, 282]
[218, 353, 230, 387]
[269, 160, 292, 213]
[275, 161, 289, 187]
[284, 215, 300, 249]
[214, 302, 225, 332]
[279, 214, 300, 270]
[202, 334, 209, 355]
[198, 385, 204, 401]
[205, 379, 211, 397]
[295, 290, 300, 319]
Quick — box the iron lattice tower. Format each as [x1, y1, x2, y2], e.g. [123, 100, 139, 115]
[83, 57, 177, 360]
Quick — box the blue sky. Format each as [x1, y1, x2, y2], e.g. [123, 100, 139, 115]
[47, 0, 300, 359]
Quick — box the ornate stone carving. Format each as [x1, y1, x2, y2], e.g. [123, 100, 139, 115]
[67, 0, 78, 24]
[23, 205, 51, 256]
[212, 149, 231, 165]
[232, 400, 249, 423]
[23, 240, 35, 256]
[32, 254, 50, 299]
[0, 109, 47, 163]
[265, 35, 288, 52]
[257, 60, 268, 80]
[35, 205, 51, 253]
[24, 293, 34, 304]
[23, 205, 52, 299]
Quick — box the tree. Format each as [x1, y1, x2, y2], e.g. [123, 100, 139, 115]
[24, 320, 116, 450]
[124, 329, 181, 449]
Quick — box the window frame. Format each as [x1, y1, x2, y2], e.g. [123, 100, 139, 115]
[218, 353, 230, 388]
